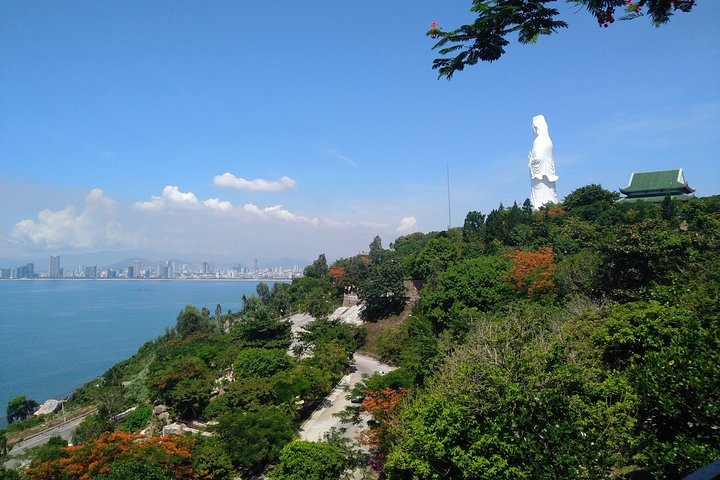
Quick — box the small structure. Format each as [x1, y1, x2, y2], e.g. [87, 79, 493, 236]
[342, 292, 359, 307]
[618, 169, 695, 203]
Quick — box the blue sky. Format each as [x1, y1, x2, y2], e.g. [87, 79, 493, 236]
[1, 1, 719, 266]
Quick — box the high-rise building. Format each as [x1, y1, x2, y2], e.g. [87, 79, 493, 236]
[13, 263, 35, 279]
[84, 265, 97, 278]
[49, 255, 61, 278]
[133, 260, 141, 278]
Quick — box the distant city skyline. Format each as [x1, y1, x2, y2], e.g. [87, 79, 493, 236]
[0, 252, 305, 280]
[2, 1, 718, 262]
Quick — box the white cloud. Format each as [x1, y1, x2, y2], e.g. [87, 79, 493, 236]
[203, 198, 234, 212]
[86, 188, 116, 208]
[9, 189, 132, 250]
[134, 185, 200, 210]
[395, 216, 417, 233]
[263, 205, 307, 223]
[134, 186, 326, 228]
[324, 148, 357, 166]
[242, 203, 263, 215]
[4, 185, 412, 262]
[213, 173, 297, 192]
[241, 203, 320, 225]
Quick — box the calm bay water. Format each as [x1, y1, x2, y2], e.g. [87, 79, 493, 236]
[0, 279, 271, 426]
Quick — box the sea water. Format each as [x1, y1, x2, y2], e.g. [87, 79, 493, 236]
[0, 279, 272, 426]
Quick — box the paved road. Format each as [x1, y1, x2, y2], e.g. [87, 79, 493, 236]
[299, 352, 394, 442]
[4, 409, 95, 469]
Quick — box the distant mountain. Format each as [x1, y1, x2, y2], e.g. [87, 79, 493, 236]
[0, 250, 163, 272]
[104, 257, 161, 272]
[258, 257, 310, 269]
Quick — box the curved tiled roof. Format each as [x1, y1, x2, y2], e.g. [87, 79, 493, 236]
[620, 169, 695, 196]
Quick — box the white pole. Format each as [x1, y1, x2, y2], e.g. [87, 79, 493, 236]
[447, 163, 452, 230]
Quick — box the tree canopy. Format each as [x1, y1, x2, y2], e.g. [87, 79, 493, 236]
[217, 407, 295, 475]
[175, 305, 211, 338]
[6, 396, 38, 424]
[304, 253, 329, 279]
[268, 441, 347, 480]
[429, 0, 697, 78]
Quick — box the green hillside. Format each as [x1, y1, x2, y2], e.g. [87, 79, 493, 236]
[4, 186, 719, 480]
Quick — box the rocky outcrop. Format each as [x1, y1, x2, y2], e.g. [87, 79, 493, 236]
[34, 399, 61, 416]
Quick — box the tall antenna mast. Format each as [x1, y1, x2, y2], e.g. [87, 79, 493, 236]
[446, 163, 452, 230]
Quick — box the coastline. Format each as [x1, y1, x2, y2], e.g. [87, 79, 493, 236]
[0, 280, 263, 429]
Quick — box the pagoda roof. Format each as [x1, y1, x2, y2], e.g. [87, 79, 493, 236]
[619, 169, 695, 196]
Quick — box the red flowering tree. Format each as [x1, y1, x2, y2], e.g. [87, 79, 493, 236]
[507, 247, 556, 296]
[328, 265, 345, 284]
[359, 388, 409, 473]
[547, 206, 566, 217]
[25, 431, 198, 480]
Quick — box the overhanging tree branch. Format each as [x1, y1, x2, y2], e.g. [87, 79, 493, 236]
[429, 0, 696, 79]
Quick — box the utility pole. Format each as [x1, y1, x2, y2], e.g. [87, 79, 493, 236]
[447, 163, 452, 230]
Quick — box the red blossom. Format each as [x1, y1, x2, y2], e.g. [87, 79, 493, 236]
[506, 247, 557, 296]
[358, 388, 410, 473]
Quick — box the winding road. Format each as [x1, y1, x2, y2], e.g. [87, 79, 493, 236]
[299, 352, 394, 442]
[4, 409, 96, 469]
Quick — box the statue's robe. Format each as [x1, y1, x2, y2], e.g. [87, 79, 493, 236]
[528, 115, 558, 210]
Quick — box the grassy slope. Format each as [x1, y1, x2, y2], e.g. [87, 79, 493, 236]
[358, 301, 414, 358]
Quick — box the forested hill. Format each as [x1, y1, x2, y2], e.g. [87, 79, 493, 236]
[3, 185, 718, 480]
[361, 186, 720, 480]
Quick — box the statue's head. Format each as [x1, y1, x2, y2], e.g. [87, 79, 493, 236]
[532, 115, 549, 136]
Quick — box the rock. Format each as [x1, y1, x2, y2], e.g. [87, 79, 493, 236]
[161, 423, 185, 436]
[34, 399, 61, 416]
[153, 404, 168, 415]
[161, 422, 205, 437]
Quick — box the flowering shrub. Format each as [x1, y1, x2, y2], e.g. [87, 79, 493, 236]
[507, 247, 556, 296]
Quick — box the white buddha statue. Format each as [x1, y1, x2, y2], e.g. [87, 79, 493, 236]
[528, 115, 558, 210]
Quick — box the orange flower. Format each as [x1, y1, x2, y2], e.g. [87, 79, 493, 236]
[24, 431, 196, 480]
[506, 247, 556, 296]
